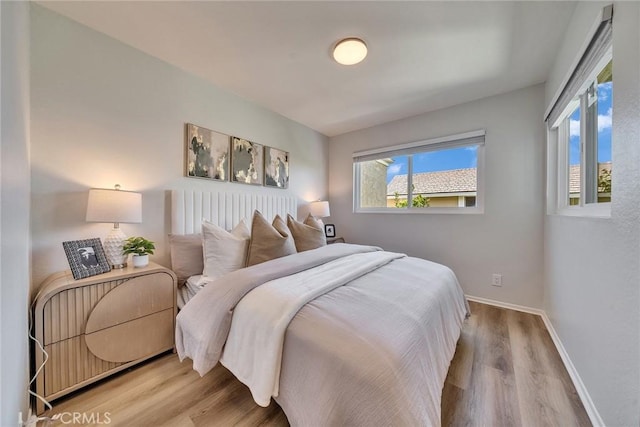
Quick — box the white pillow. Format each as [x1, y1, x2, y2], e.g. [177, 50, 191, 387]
[202, 219, 251, 279]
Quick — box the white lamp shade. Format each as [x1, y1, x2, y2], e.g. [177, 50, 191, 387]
[309, 201, 330, 218]
[86, 188, 142, 224]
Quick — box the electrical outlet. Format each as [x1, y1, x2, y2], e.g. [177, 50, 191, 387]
[492, 274, 502, 287]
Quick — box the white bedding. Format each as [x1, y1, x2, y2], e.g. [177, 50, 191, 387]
[176, 244, 468, 426]
[177, 275, 204, 309]
[220, 251, 405, 406]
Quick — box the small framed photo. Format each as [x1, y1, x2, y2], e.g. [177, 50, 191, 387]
[231, 136, 264, 185]
[62, 238, 111, 280]
[264, 146, 289, 189]
[324, 224, 336, 238]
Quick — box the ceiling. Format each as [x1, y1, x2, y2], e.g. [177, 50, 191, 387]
[38, 1, 576, 137]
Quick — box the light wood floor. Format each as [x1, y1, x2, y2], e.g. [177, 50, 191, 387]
[43, 301, 591, 426]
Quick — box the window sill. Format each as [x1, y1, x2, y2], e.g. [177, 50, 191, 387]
[354, 207, 484, 215]
[552, 203, 611, 219]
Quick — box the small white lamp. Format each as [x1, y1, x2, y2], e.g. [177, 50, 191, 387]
[309, 200, 331, 228]
[86, 184, 142, 269]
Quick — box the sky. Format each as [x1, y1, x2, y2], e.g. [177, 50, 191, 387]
[569, 81, 612, 165]
[386, 81, 613, 183]
[386, 146, 478, 182]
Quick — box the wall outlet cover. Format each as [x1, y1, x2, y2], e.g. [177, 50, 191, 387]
[492, 274, 503, 287]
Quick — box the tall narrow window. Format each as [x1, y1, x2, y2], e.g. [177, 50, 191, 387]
[556, 59, 612, 210]
[353, 131, 485, 213]
[546, 5, 612, 215]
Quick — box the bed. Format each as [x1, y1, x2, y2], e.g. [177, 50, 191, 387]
[171, 190, 469, 426]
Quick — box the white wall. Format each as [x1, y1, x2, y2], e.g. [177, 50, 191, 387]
[30, 5, 329, 289]
[329, 84, 545, 308]
[544, 2, 609, 109]
[544, 3, 640, 426]
[1, 1, 31, 425]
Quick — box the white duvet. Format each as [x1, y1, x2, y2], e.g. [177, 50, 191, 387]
[220, 251, 405, 406]
[176, 244, 468, 426]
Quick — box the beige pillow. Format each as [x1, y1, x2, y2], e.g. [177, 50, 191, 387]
[202, 219, 251, 279]
[168, 233, 204, 286]
[287, 214, 327, 252]
[246, 211, 297, 267]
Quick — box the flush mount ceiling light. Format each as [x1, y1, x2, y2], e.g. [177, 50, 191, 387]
[332, 38, 368, 65]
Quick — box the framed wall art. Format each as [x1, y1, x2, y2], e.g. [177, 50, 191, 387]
[62, 238, 111, 280]
[186, 123, 230, 181]
[231, 136, 264, 185]
[264, 146, 289, 189]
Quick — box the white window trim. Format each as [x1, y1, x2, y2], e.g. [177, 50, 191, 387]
[556, 203, 611, 218]
[546, 5, 612, 219]
[548, 125, 613, 219]
[352, 130, 485, 215]
[548, 124, 612, 219]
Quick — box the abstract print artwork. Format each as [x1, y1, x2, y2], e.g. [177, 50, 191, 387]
[186, 123, 229, 181]
[264, 146, 289, 189]
[231, 137, 264, 185]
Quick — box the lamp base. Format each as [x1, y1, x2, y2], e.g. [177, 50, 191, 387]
[104, 227, 127, 269]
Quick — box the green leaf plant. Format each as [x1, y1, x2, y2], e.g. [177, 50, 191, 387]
[122, 236, 156, 256]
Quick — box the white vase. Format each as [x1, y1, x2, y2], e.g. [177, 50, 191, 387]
[132, 254, 149, 268]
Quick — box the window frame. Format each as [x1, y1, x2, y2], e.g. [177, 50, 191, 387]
[545, 4, 613, 219]
[352, 130, 485, 215]
[550, 51, 612, 218]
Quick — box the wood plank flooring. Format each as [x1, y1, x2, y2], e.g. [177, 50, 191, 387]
[42, 301, 591, 426]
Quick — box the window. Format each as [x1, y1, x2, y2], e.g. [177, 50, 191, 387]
[568, 103, 581, 206]
[546, 5, 612, 216]
[353, 130, 485, 213]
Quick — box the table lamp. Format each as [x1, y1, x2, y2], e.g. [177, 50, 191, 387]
[86, 184, 142, 268]
[309, 200, 331, 225]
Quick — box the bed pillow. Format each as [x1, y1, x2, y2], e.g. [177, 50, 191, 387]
[246, 211, 297, 267]
[168, 233, 204, 286]
[202, 219, 251, 279]
[287, 214, 327, 252]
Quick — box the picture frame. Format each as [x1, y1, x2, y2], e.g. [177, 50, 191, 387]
[264, 146, 290, 189]
[324, 224, 336, 238]
[231, 136, 264, 185]
[62, 238, 111, 280]
[185, 123, 230, 181]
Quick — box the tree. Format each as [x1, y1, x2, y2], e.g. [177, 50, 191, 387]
[394, 186, 430, 208]
[394, 191, 407, 208]
[598, 168, 611, 194]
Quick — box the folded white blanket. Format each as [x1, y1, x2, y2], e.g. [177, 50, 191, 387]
[175, 243, 382, 376]
[220, 251, 405, 406]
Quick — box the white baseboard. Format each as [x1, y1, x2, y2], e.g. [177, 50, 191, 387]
[538, 312, 605, 427]
[465, 294, 604, 427]
[465, 294, 544, 316]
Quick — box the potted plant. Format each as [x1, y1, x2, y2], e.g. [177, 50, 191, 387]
[122, 236, 155, 268]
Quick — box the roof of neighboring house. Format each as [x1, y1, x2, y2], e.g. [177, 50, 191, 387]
[569, 162, 611, 194]
[386, 162, 611, 197]
[569, 165, 580, 194]
[387, 168, 477, 196]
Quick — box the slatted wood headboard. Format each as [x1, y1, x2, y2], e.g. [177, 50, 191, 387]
[171, 190, 297, 234]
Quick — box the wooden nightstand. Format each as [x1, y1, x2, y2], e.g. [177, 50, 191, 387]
[32, 262, 177, 414]
[327, 237, 345, 244]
